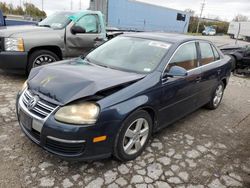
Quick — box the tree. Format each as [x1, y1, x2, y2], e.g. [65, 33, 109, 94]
[14, 6, 24, 15]
[188, 16, 229, 34]
[0, 2, 9, 13]
[233, 14, 248, 22]
[185, 9, 195, 16]
[0, 2, 46, 19]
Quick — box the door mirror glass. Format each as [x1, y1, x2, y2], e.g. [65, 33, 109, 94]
[164, 66, 188, 78]
[71, 25, 86, 34]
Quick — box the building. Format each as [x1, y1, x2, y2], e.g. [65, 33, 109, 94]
[89, 0, 192, 33]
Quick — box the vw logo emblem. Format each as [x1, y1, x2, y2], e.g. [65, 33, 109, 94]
[27, 96, 39, 110]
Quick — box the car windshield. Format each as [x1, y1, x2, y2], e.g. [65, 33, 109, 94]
[39, 12, 72, 29]
[86, 37, 171, 74]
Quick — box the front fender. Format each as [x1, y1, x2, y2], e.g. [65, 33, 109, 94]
[99, 95, 150, 123]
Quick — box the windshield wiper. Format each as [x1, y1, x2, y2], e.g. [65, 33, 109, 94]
[38, 24, 51, 28]
[83, 57, 111, 69]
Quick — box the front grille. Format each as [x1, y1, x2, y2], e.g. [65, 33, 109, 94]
[0, 37, 4, 51]
[46, 138, 85, 155]
[22, 89, 57, 119]
[23, 126, 41, 141]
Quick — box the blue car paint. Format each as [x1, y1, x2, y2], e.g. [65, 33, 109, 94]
[0, 10, 37, 26]
[17, 33, 231, 160]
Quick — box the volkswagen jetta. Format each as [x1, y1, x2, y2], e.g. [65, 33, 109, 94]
[16, 33, 231, 161]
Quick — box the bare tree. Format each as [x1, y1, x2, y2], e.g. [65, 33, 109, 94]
[233, 14, 248, 22]
[184, 9, 195, 15]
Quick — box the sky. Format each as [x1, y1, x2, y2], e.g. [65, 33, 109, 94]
[1, 0, 250, 21]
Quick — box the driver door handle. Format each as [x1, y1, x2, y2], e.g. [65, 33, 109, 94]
[94, 37, 103, 42]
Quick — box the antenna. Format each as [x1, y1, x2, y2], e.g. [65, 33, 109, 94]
[196, 0, 206, 33]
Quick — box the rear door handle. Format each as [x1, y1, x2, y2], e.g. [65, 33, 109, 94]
[195, 76, 202, 82]
[217, 69, 222, 75]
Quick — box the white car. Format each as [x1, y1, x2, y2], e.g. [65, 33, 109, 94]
[202, 29, 216, 36]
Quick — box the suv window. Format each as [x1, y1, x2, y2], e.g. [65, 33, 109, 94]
[168, 42, 198, 70]
[212, 45, 220, 60]
[200, 42, 215, 65]
[75, 14, 98, 33]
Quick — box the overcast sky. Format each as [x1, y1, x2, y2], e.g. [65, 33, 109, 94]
[1, 0, 250, 21]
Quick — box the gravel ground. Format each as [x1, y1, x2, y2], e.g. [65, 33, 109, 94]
[0, 72, 250, 188]
[195, 35, 250, 47]
[0, 35, 250, 188]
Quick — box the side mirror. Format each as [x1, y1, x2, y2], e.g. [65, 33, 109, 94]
[71, 25, 86, 35]
[163, 66, 188, 78]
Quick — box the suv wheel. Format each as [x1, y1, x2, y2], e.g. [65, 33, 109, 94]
[27, 50, 60, 74]
[114, 110, 152, 161]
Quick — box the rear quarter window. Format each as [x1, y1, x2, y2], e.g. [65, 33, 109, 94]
[212, 45, 220, 60]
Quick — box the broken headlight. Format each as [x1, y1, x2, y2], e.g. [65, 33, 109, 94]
[55, 102, 100, 125]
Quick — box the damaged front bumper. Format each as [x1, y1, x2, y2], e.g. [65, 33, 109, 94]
[16, 89, 120, 161]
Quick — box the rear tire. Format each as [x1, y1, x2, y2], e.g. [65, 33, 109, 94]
[114, 110, 152, 161]
[27, 50, 60, 74]
[228, 55, 237, 72]
[205, 82, 225, 110]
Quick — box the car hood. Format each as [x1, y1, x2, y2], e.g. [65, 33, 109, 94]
[28, 59, 145, 105]
[0, 25, 52, 37]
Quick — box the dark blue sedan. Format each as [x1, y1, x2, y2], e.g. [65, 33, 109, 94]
[16, 33, 231, 161]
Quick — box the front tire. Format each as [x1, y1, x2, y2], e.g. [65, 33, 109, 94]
[27, 50, 60, 74]
[205, 82, 225, 110]
[114, 110, 152, 161]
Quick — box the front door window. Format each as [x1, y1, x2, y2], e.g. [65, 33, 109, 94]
[75, 14, 98, 33]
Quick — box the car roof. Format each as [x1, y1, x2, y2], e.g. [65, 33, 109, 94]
[122, 32, 208, 44]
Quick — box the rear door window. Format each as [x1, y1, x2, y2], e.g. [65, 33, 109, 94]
[199, 42, 215, 66]
[168, 42, 198, 71]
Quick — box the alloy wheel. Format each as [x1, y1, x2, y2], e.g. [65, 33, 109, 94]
[122, 118, 149, 155]
[213, 84, 223, 107]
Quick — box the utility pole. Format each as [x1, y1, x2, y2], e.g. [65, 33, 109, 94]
[196, 0, 205, 33]
[70, 0, 73, 10]
[42, 0, 44, 11]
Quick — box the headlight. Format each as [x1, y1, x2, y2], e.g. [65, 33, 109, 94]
[55, 102, 100, 125]
[4, 38, 24, 52]
[20, 80, 27, 92]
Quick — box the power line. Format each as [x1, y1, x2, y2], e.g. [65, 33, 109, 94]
[196, 0, 206, 33]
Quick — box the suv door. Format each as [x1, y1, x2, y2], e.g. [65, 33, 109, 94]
[158, 42, 202, 127]
[65, 14, 105, 57]
[198, 42, 223, 106]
